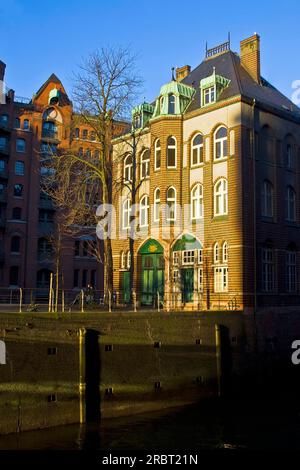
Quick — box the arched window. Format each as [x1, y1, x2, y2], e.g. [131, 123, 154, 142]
[14, 117, 20, 129]
[262, 242, 275, 292]
[166, 187, 176, 221]
[154, 139, 161, 170]
[82, 129, 88, 140]
[214, 126, 228, 160]
[90, 131, 96, 141]
[167, 136, 176, 168]
[38, 237, 52, 254]
[124, 154, 132, 182]
[42, 121, 57, 139]
[23, 119, 29, 131]
[286, 144, 293, 169]
[286, 244, 297, 292]
[122, 199, 131, 229]
[168, 94, 176, 114]
[140, 149, 150, 179]
[191, 184, 203, 220]
[191, 134, 204, 166]
[286, 186, 296, 222]
[75, 128, 80, 139]
[16, 138, 26, 153]
[261, 180, 273, 217]
[154, 188, 160, 222]
[11, 235, 20, 253]
[214, 242, 219, 263]
[214, 179, 228, 216]
[127, 251, 131, 268]
[120, 251, 126, 269]
[222, 242, 228, 263]
[160, 96, 164, 113]
[139, 195, 149, 227]
[12, 207, 22, 220]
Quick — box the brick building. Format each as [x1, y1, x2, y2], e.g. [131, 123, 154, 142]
[111, 34, 300, 313]
[0, 61, 126, 293]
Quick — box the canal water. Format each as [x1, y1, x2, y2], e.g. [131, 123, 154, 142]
[0, 397, 300, 451]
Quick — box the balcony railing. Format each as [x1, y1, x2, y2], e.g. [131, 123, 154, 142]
[41, 129, 59, 140]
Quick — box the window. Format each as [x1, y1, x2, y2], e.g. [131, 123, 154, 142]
[14, 117, 20, 129]
[133, 113, 142, 129]
[214, 179, 228, 216]
[90, 131, 96, 141]
[222, 242, 228, 263]
[15, 161, 24, 176]
[0, 136, 8, 151]
[286, 249, 297, 293]
[90, 269, 96, 287]
[78, 147, 83, 157]
[85, 148, 91, 158]
[261, 180, 273, 217]
[173, 251, 180, 266]
[94, 150, 100, 160]
[203, 86, 215, 105]
[286, 144, 292, 168]
[127, 251, 131, 268]
[166, 187, 176, 221]
[182, 250, 195, 265]
[38, 209, 54, 223]
[74, 240, 80, 256]
[167, 136, 176, 168]
[0, 160, 5, 172]
[12, 207, 22, 220]
[122, 199, 131, 229]
[214, 242, 219, 263]
[198, 268, 203, 292]
[191, 134, 204, 166]
[11, 236, 20, 253]
[0, 114, 8, 127]
[16, 138, 26, 153]
[75, 128, 80, 139]
[214, 126, 228, 160]
[9, 266, 19, 286]
[124, 154, 132, 182]
[154, 139, 161, 170]
[198, 248, 203, 264]
[0, 183, 5, 194]
[14, 184, 23, 197]
[191, 184, 203, 220]
[214, 267, 228, 292]
[82, 129, 88, 140]
[23, 119, 29, 131]
[286, 186, 296, 222]
[168, 94, 176, 114]
[120, 251, 126, 269]
[160, 97, 164, 113]
[154, 188, 160, 222]
[82, 269, 87, 288]
[139, 195, 149, 227]
[140, 149, 150, 179]
[83, 241, 88, 257]
[38, 238, 52, 254]
[262, 247, 275, 292]
[73, 269, 79, 288]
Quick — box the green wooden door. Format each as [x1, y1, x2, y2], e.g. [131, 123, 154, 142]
[121, 271, 130, 304]
[141, 253, 164, 305]
[181, 268, 194, 302]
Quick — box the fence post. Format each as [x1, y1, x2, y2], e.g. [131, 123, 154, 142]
[157, 291, 160, 312]
[51, 288, 55, 313]
[49, 273, 53, 313]
[19, 288, 23, 313]
[215, 324, 222, 397]
[132, 290, 137, 313]
[81, 290, 84, 313]
[62, 290, 65, 313]
[108, 290, 112, 313]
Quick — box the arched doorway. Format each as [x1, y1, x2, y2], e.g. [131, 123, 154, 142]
[139, 239, 164, 306]
[172, 234, 202, 303]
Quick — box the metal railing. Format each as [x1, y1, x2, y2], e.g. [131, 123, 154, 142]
[41, 129, 58, 139]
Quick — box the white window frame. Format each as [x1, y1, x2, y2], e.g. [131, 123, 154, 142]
[154, 139, 161, 170]
[173, 251, 180, 266]
[122, 198, 131, 229]
[139, 195, 149, 228]
[154, 187, 160, 222]
[127, 251, 131, 269]
[214, 266, 228, 292]
[191, 183, 203, 220]
[262, 247, 275, 292]
[203, 86, 216, 106]
[198, 249, 203, 264]
[166, 186, 176, 221]
[124, 154, 133, 183]
[120, 251, 126, 269]
[214, 242, 219, 263]
[286, 250, 296, 293]
[214, 179, 228, 216]
[286, 186, 296, 222]
[140, 149, 150, 179]
[182, 250, 195, 265]
[261, 180, 273, 217]
[191, 133, 204, 166]
[167, 136, 177, 169]
[214, 126, 228, 161]
[198, 267, 203, 292]
[222, 242, 228, 263]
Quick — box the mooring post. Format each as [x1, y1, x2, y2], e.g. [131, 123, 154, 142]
[49, 273, 53, 313]
[79, 327, 86, 424]
[19, 288, 22, 313]
[81, 290, 84, 313]
[215, 324, 222, 397]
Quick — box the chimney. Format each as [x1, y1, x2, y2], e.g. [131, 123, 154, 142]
[240, 34, 261, 84]
[0, 61, 6, 82]
[176, 65, 191, 82]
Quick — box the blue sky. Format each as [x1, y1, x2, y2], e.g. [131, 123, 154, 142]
[1, 0, 299, 105]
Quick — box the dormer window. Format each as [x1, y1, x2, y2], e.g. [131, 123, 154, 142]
[203, 86, 215, 105]
[133, 113, 142, 129]
[168, 94, 176, 114]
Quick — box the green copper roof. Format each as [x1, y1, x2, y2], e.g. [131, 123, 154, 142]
[200, 70, 230, 89]
[131, 102, 154, 117]
[139, 239, 164, 254]
[159, 81, 195, 99]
